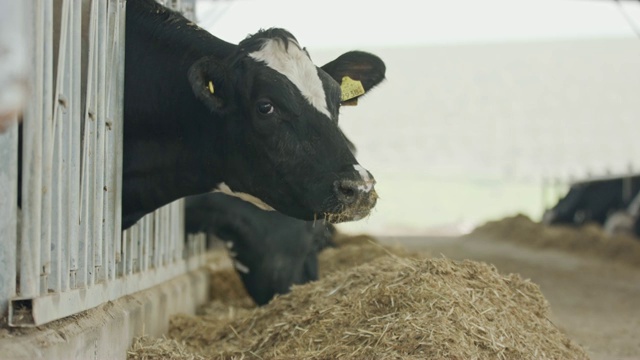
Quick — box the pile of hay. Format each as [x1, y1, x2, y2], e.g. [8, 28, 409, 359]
[128, 336, 203, 360]
[128, 231, 588, 359]
[130, 254, 586, 359]
[319, 234, 420, 277]
[470, 214, 640, 267]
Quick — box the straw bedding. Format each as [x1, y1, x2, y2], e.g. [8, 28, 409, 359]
[128, 232, 587, 360]
[469, 214, 640, 268]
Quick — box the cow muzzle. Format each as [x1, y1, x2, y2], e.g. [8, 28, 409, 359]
[325, 175, 377, 223]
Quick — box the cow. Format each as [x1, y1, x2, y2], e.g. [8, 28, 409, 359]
[185, 192, 335, 305]
[603, 190, 640, 238]
[184, 130, 358, 305]
[123, 0, 386, 229]
[543, 176, 640, 231]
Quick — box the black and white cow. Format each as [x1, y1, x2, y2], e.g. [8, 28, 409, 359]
[603, 189, 640, 238]
[123, 0, 385, 229]
[184, 127, 358, 305]
[185, 192, 335, 305]
[543, 176, 640, 229]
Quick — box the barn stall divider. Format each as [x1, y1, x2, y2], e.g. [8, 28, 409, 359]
[0, 0, 207, 328]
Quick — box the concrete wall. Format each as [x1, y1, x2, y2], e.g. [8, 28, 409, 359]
[0, 265, 212, 359]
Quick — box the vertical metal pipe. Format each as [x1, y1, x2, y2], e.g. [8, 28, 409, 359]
[49, 0, 71, 294]
[66, 0, 82, 291]
[125, 226, 133, 276]
[162, 208, 169, 265]
[0, 0, 26, 313]
[139, 221, 146, 272]
[79, 0, 100, 288]
[133, 218, 141, 273]
[175, 200, 184, 262]
[0, 125, 18, 322]
[171, 202, 177, 262]
[91, 0, 107, 283]
[103, 0, 120, 282]
[113, 0, 126, 269]
[153, 211, 161, 269]
[39, 0, 57, 296]
[20, 0, 47, 299]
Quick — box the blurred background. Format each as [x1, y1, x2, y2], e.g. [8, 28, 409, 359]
[196, 0, 640, 236]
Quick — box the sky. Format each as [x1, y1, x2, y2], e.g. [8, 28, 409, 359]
[197, 0, 640, 49]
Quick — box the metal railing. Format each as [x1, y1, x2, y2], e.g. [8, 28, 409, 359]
[0, 0, 205, 328]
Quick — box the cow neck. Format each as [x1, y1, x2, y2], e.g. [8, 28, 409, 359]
[122, 1, 237, 228]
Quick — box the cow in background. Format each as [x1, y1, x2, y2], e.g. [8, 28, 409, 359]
[185, 192, 336, 305]
[185, 133, 362, 305]
[603, 189, 640, 238]
[543, 176, 640, 237]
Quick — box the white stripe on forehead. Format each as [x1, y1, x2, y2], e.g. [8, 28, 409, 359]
[249, 38, 331, 118]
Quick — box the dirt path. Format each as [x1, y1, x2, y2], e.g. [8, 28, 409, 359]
[379, 235, 640, 360]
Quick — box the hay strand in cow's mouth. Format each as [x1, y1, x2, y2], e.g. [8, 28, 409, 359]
[320, 190, 379, 224]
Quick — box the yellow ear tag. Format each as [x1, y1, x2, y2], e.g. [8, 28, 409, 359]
[208, 81, 215, 94]
[340, 76, 365, 103]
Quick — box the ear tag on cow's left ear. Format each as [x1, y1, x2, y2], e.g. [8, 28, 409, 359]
[208, 80, 215, 94]
[340, 76, 365, 106]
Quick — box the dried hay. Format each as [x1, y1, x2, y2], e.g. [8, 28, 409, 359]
[470, 214, 640, 267]
[128, 232, 588, 360]
[319, 233, 419, 277]
[133, 257, 585, 359]
[206, 267, 254, 306]
[128, 336, 205, 360]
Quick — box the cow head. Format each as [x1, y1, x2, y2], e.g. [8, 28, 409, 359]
[188, 28, 385, 223]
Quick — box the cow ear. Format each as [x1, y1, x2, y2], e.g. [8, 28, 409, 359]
[188, 56, 232, 113]
[320, 51, 386, 103]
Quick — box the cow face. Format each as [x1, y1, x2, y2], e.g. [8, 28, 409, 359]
[188, 28, 385, 223]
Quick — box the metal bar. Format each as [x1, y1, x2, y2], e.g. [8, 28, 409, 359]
[9, 251, 211, 327]
[153, 212, 161, 269]
[162, 206, 170, 265]
[177, 200, 185, 261]
[5, 0, 206, 328]
[0, 0, 26, 317]
[131, 219, 139, 273]
[113, 0, 126, 268]
[79, 0, 100, 289]
[92, 0, 108, 283]
[0, 125, 18, 323]
[20, 0, 48, 299]
[122, 227, 131, 276]
[38, 0, 54, 297]
[66, 0, 82, 291]
[50, 0, 74, 295]
[103, 0, 120, 282]
[162, 208, 169, 265]
[171, 202, 178, 262]
[139, 222, 146, 272]
[112, 0, 126, 279]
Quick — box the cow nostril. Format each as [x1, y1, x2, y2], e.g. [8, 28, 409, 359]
[334, 180, 359, 203]
[338, 184, 356, 198]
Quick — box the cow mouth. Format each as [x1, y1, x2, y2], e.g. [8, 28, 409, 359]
[319, 189, 378, 223]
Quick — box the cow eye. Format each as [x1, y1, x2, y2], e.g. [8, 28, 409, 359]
[257, 101, 274, 115]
